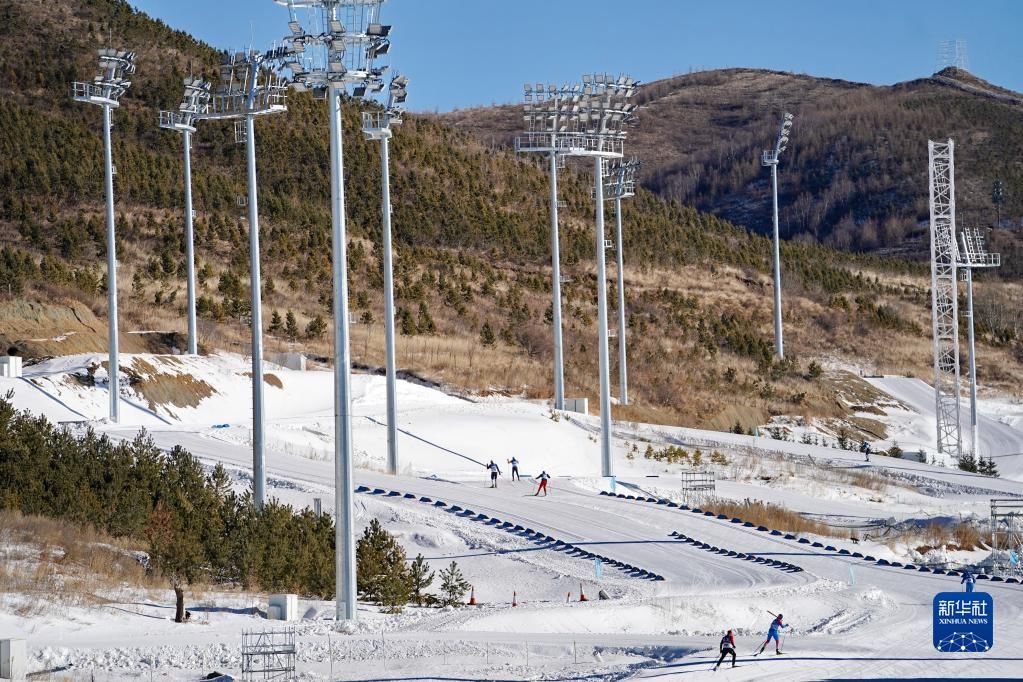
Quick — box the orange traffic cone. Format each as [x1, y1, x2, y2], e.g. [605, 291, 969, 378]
[512, 591, 518, 607]
[579, 583, 588, 602]
[468, 587, 477, 606]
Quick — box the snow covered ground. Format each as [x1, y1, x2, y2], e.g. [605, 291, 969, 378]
[867, 375, 1023, 480]
[2, 353, 1022, 680]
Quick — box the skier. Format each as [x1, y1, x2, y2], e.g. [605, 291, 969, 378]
[860, 441, 871, 462]
[509, 457, 520, 481]
[755, 613, 788, 656]
[713, 629, 737, 671]
[534, 470, 550, 496]
[486, 460, 501, 488]
[961, 569, 976, 593]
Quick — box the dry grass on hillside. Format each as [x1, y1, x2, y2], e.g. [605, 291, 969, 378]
[0, 510, 153, 616]
[123, 357, 217, 410]
[912, 522, 986, 553]
[700, 498, 832, 537]
[12, 247, 1023, 433]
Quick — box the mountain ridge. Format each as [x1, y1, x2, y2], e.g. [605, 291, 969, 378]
[436, 65, 1023, 259]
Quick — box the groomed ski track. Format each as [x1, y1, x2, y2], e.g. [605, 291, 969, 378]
[108, 427, 1023, 680]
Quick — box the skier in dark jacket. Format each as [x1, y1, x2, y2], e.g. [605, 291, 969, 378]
[534, 471, 550, 496]
[486, 460, 501, 488]
[961, 570, 976, 593]
[713, 629, 737, 671]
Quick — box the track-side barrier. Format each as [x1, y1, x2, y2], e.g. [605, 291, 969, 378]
[357, 485, 664, 581]
[599, 491, 1019, 587]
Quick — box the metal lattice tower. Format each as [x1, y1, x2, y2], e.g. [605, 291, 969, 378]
[272, 0, 392, 625]
[517, 73, 638, 479]
[159, 77, 212, 356]
[928, 139, 962, 460]
[958, 227, 1000, 461]
[937, 39, 969, 72]
[72, 48, 138, 424]
[990, 499, 1023, 554]
[241, 629, 297, 682]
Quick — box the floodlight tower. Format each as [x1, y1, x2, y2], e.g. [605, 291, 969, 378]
[606, 158, 639, 406]
[196, 51, 288, 509]
[362, 73, 409, 477]
[159, 77, 212, 356]
[517, 74, 637, 478]
[517, 82, 574, 410]
[272, 0, 392, 624]
[579, 74, 638, 478]
[927, 139, 963, 461]
[72, 48, 137, 424]
[957, 227, 1000, 462]
[761, 113, 794, 360]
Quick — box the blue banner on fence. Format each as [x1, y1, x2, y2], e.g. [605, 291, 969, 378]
[933, 592, 993, 653]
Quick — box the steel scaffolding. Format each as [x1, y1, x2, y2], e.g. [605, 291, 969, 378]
[927, 139, 962, 460]
[241, 629, 297, 682]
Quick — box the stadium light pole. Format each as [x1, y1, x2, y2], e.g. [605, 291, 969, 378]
[273, 0, 392, 624]
[517, 83, 571, 410]
[564, 73, 637, 478]
[516, 76, 638, 461]
[762, 112, 794, 360]
[609, 159, 638, 406]
[72, 48, 137, 424]
[160, 77, 212, 356]
[196, 51, 288, 509]
[363, 73, 408, 477]
[957, 227, 1000, 463]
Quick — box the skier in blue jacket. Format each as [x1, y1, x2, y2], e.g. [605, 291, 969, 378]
[755, 614, 789, 656]
[961, 570, 976, 593]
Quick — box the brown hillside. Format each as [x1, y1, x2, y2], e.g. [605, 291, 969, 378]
[436, 67, 1023, 259]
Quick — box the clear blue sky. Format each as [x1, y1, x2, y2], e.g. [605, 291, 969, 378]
[130, 0, 1022, 112]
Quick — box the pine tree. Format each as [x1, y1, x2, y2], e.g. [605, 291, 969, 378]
[416, 302, 436, 335]
[398, 307, 417, 336]
[305, 314, 327, 340]
[269, 310, 283, 335]
[285, 310, 300, 342]
[978, 457, 999, 477]
[479, 321, 496, 347]
[438, 560, 470, 606]
[356, 519, 412, 610]
[958, 454, 979, 473]
[145, 448, 222, 624]
[409, 554, 434, 606]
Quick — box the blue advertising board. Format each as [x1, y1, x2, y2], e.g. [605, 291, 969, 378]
[933, 592, 993, 653]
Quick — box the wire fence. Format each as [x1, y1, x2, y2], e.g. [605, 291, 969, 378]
[25, 636, 640, 681]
